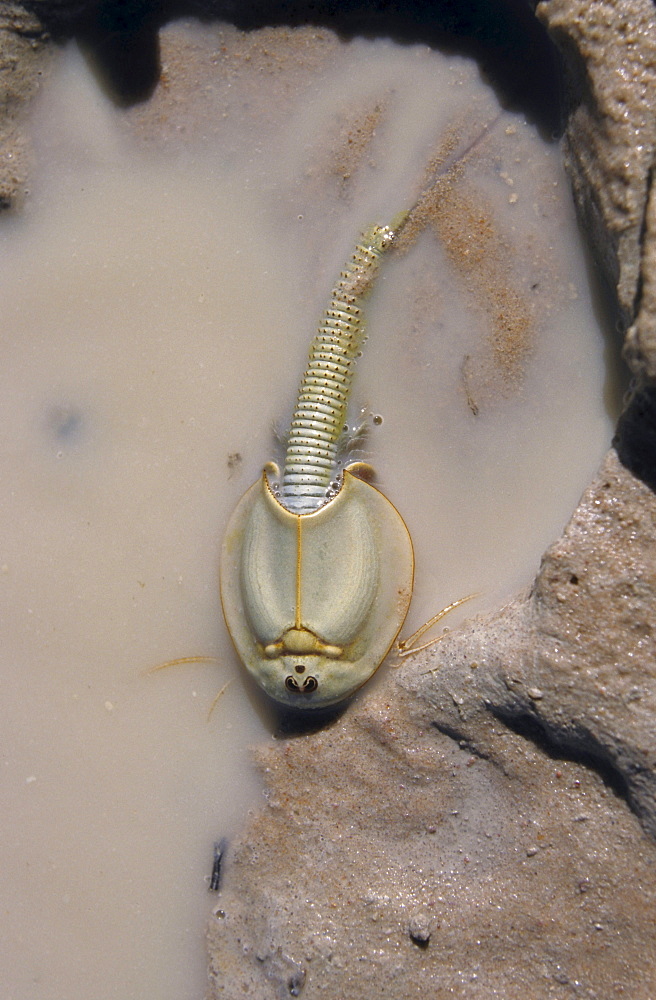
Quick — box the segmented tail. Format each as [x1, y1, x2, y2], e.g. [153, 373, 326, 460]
[280, 225, 395, 514]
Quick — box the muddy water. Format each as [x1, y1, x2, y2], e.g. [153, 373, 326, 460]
[1, 23, 616, 1000]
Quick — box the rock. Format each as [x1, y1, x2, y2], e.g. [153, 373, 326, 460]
[537, 0, 656, 334]
[408, 912, 432, 947]
[625, 181, 656, 380]
[402, 449, 656, 838]
[0, 3, 52, 210]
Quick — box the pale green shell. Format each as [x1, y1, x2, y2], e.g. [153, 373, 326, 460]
[220, 469, 414, 710]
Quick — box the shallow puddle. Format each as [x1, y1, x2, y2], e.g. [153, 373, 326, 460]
[1, 21, 618, 1000]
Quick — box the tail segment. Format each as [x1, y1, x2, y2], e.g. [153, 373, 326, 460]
[280, 225, 394, 513]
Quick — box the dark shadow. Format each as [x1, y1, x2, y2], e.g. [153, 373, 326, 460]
[26, 0, 562, 132]
[489, 705, 631, 803]
[614, 385, 656, 494]
[491, 703, 656, 839]
[77, 0, 164, 106]
[272, 698, 351, 738]
[23, 0, 166, 105]
[580, 237, 630, 424]
[432, 721, 491, 760]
